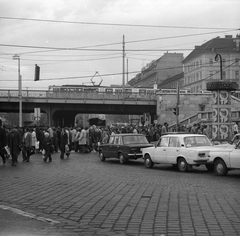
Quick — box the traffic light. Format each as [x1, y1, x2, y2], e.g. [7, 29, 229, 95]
[173, 107, 179, 116]
[34, 64, 40, 81]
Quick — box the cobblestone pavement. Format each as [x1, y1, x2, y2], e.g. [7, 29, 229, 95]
[0, 151, 240, 236]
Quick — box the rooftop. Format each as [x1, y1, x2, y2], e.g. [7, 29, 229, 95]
[183, 35, 240, 63]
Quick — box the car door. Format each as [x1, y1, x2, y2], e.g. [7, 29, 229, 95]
[109, 136, 121, 158]
[114, 136, 122, 158]
[152, 137, 169, 163]
[166, 137, 180, 164]
[104, 136, 115, 158]
[229, 148, 240, 168]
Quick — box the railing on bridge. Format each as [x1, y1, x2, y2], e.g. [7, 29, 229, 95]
[169, 110, 240, 131]
[0, 89, 157, 102]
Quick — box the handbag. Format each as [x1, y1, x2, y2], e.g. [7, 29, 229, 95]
[35, 141, 39, 150]
[65, 144, 70, 154]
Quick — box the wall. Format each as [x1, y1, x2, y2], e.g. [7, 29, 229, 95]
[157, 93, 240, 125]
[157, 93, 212, 125]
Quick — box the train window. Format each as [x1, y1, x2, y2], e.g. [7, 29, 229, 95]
[98, 87, 105, 93]
[139, 89, 146, 95]
[76, 88, 83, 92]
[115, 89, 123, 93]
[106, 88, 113, 93]
[125, 89, 132, 93]
[146, 89, 154, 94]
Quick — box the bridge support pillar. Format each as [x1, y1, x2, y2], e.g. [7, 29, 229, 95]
[207, 80, 238, 144]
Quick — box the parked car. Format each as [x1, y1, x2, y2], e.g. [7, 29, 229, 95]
[208, 140, 240, 176]
[141, 133, 216, 172]
[98, 133, 153, 164]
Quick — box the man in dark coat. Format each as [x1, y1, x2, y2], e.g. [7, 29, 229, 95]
[0, 119, 7, 165]
[60, 127, 69, 159]
[7, 127, 22, 166]
[22, 127, 32, 162]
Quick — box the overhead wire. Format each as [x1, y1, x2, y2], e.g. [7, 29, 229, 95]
[0, 16, 237, 30]
[1, 58, 238, 83]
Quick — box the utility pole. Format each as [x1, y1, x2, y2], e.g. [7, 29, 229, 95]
[126, 58, 128, 84]
[13, 54, 22, 127]
[122, 35, 125, 91]
[176, 81, 180, 131]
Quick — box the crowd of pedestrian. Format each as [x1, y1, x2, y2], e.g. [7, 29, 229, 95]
[0, 117, 225, 167]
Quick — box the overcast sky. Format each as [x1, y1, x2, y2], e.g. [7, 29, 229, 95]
[0, 0, 239, 90]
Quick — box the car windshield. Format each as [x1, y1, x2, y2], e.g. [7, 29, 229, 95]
[123, 135, 149, 144]
[184, 136, 212, 148]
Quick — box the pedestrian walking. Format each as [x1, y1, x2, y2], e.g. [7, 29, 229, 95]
[22, 127, 32, 162]
[60, 127, 70, 159]
[7, 127, 22, 166]
[31, 127, 37, 151]
[233, 122, 238, 135]
[42, 131, 53, 162]
[202, 125, 210, 138]
[0, 119, 7, 165]
[78, 126, 87, 153]
[161, 122, 168, 136]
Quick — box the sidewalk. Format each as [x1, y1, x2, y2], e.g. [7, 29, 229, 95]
[0, 208, 63, 236]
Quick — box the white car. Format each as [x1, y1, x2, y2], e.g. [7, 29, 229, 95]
[141, 133, 216, 172]
[209, 141, 240, 176]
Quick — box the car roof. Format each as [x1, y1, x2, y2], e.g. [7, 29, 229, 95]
[163, 133, 206, 137]
[110, 133, 144, 136]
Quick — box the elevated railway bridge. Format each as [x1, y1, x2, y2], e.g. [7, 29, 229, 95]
[0, 89, 157, 127]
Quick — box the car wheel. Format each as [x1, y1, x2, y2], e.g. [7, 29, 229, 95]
[205, 164, 214, 171]
[119, 153, 127, 164]
[144, 154, 154, 168]
[177, 158, 188, 172]
[214, 159, 228, 176]
[99, 151, 106, 162]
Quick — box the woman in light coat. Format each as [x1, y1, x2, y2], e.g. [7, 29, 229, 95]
[78, 127, 87, 153]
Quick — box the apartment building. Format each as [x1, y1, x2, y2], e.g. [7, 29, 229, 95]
[183, 35, 240, 92]
[128, 52, 183, 88]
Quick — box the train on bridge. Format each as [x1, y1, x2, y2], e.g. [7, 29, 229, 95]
[0, 84, 195, 98]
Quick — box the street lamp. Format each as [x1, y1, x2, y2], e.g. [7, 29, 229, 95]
[13, 54, 22, 127]
[212, 48, 223, 80]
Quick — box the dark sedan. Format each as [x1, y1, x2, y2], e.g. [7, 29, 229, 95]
[99, 133, 153, 164]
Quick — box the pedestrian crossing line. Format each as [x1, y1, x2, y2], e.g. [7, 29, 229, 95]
[0, 204, 60, 225]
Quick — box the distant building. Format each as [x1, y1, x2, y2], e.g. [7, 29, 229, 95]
[158, 72, 184, 89]
[183, 35, 240, 92]
[128, 52, 184, 88]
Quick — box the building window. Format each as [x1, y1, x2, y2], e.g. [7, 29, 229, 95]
[222, 71, 226, 80]
[209, 71, 213, 78]
[209, 59, 213, 65]
[200, 60, 202, 66]
[196, 61, 199, 68]
[235, 71, 239, 79]
[235, 58, 239, 66]
[196, 73, 199, 81]
[200, 72, 202, 80]
[222, 59, 226, 66]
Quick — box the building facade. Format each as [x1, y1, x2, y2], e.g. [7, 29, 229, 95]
[158, 72, 184, 89]
[128, 52, 183, 88]
[183, 35, 240, 93]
